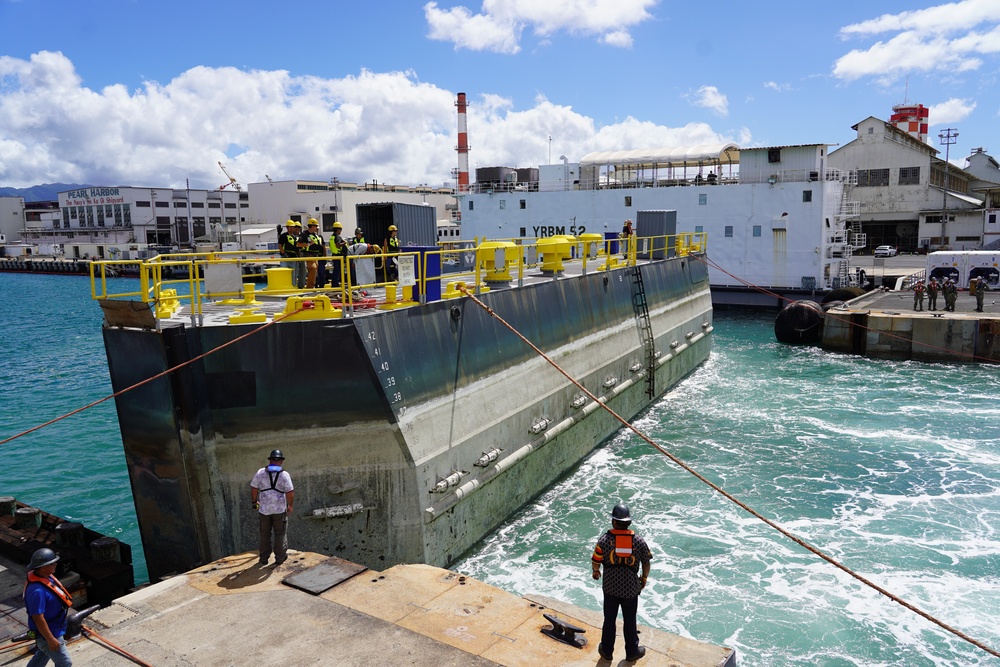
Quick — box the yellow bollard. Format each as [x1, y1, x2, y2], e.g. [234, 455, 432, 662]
[263, 267, 294, 292]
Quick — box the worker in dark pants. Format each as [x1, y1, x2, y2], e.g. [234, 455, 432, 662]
[975, 278, 989, 312]
[592, 503, 652, 663]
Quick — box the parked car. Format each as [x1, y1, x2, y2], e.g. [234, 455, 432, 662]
[874, 245, 898, 257]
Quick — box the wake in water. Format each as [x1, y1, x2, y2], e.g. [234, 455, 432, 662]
[456, 313, 1000, 667]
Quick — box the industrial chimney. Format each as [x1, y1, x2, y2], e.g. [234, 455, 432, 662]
[456, 92, 470, 193]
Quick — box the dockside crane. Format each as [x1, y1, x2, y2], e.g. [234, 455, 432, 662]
[218, 161, 242, 192]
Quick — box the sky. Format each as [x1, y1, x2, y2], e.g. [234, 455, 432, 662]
[0, 0, 998, 191]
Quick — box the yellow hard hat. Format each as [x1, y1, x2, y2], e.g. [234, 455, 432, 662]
[307, 218, 319, 226]
[388, 225, 397, 232]
[287, 220, 301, 227]
[333, 222, 343, 229]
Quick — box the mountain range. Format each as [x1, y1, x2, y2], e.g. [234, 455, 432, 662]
[0, 184, 90, 202]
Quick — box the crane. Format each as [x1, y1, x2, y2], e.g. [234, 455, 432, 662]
[217, 161, 242, 192]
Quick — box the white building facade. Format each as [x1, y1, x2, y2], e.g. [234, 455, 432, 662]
[829, 117, 984, 252]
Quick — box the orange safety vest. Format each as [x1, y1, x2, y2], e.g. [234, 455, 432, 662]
[607, 528, 637, 567]
[24, 571, 73, 609]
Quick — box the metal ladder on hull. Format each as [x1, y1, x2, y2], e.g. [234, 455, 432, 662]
[630, 266, 656, 399]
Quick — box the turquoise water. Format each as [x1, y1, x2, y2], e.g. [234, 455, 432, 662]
[3, 274, 999, 665]
[456, 314, 1000, 666]
[1, 273, 145, 581]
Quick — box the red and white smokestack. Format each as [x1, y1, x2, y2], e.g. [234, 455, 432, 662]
[456, 92, 470, 193]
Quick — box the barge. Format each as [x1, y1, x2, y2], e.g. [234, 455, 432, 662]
[93, 234, 712, 580]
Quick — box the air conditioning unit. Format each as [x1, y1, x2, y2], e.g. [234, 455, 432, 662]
[330, 205, 339, 211]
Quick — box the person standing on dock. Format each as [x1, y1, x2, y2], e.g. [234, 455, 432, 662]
[975, 278, 989, 312]
[944, 278, 958, 312]
[251, 450, 295, 566]
[591, 503, 652, 663]
[927, 277, 939, 311]
[23, 548, 74, 667]
[912, 280, 925, 311]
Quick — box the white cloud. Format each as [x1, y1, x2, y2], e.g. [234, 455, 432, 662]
[0, 52, 740, 190]
[928, 98, 976, 125]
[687, 85, 728, 117]
[763, 81, 792, 92]
[424, 0, 656, 53]
[833, 0, 1000, 82]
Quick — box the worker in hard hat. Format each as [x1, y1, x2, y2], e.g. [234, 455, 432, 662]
[591, 502, 652, 663]
[23, 547, 76, 666]
[250, 449, 295, 566]
[300, 218, 325, 289]
[280, 220, 306, 289]
[278, 220, 301, 286]
[384, 224, 400, 281]
[328, 221, 348, 288]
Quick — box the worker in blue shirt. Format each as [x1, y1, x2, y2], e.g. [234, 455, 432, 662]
[23, 548, 74, 666]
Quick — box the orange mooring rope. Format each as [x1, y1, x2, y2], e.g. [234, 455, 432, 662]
[458, 284, 1000, 659]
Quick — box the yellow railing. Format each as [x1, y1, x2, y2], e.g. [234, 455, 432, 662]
[89, 232, 708, 320]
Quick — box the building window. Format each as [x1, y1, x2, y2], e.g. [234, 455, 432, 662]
[191, 201, 204, 208]
[753, 225, 762, 237]
[520, 199, 526, 209]
[768, 148, 781, 163]
[224, 203, 236, 209]
[724, 225, 733, 238]
[699, 194, 707, 205]
[209, 202, 221, 209]
[857, 168, 889, 187]
[136, 201, 151, 207]
[174, 201, 187, 208]
[155, 201, 169, 208]
[499, 200, 505, 210]
[803, 190, 812, 202]
[625, 196, 632, 207]
[988, 213, 997, 225]
[469, 200, 474, 211]
[899, 167, 921, 185]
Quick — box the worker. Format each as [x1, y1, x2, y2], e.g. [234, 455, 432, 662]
[620, 219, 634, 259]
[912, 280, 924, 311]
[280, 220, 305, 289]
[350, 227, 366, 247]
[328, 222, 348, 287]
[278, 220, 300, 286]
[300, 218, 325, 289]
[591, 503, 652, 663]
[385, 224, 400, 281]
[926, 277, 939, 311]
[250, 449, 294, 566]
[944, 278, 957, 312]
[23, 547, 75, 666]
[975, 277, 989, 312]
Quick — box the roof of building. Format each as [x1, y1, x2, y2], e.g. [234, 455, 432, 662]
[579, 143, 740, 168]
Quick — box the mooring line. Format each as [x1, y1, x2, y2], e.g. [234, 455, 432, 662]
[0, 303, 311, 448]
[83, 628, 157, 667]
[457, 285, 999, 659]
[691, 253, 999, 364]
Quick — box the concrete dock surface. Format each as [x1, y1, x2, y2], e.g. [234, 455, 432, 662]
[4, 551, 736, 667]
[822, 287, 998, 362]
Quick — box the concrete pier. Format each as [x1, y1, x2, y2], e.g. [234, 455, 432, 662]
[4, 551, 736, 667]
[822, 288, 999, 362]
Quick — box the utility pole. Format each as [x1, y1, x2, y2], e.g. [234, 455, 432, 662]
[939, 128, 958, 245]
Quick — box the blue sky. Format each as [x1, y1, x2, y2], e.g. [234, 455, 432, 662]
[0, 0, 997, 190]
